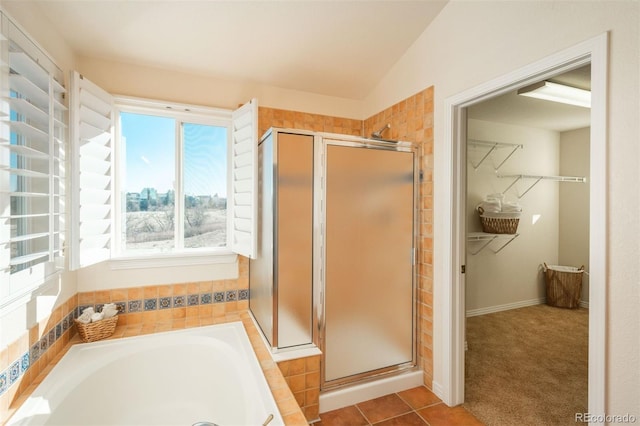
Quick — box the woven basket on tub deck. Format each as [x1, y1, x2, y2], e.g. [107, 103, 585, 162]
[74, 316, 118, 343]
[477, 206, 520, 234]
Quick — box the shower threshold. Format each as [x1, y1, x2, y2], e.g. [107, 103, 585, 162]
[319, 369, 423, 413]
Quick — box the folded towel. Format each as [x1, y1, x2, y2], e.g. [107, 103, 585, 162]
[501, 201, 522, 212]
[90, 312, 104, 323]
[101, 303, 118, 319]
[77, 311, 92, 324]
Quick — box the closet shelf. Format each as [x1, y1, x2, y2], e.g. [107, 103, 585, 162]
[467, 232, 519, 255]
[468, 139, 523, 171]
[498, 174, 587, 199]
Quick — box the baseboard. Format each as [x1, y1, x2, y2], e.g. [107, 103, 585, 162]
[467, 297, 590, 316]
[431, 380, 445, 402]
[466, 298, 545, 317]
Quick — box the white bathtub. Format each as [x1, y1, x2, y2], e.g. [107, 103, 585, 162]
[8, 322, 284, 426]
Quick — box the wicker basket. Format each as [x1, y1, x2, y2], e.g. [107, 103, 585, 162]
[75, 315, 119, 343]
[477, 207, 520, 234]
[543, 263, 584, 309]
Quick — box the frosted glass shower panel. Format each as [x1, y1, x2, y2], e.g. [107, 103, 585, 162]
[276, 133, 314, 348]
[249, 131, 314, 350]
[324, 144, 415, 383]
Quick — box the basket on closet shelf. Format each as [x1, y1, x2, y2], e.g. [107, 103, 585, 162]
[74, 316, 119, 343]
[477, 206, 520, 234]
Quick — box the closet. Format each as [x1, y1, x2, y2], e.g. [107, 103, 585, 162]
[465, 120, 589, 313]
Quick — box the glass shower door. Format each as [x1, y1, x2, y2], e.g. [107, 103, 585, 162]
[323, 142, 416, 385]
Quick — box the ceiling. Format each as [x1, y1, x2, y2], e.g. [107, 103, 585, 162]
[468, 65, 591, 132]
[27, 1, 590, 131]
[30, 0, 448, 100]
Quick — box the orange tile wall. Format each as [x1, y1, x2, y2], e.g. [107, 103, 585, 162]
[277, 355, 321, 422]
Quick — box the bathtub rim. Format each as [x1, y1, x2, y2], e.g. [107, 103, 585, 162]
[7, 321, 285, 426]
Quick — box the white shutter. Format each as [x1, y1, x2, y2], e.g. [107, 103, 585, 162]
[229, 99, 258, 259]
[0, 23, 67, 298]
[69, 72, 114, 270]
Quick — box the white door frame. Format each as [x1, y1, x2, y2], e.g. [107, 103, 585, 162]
[438, 33, 608, 422]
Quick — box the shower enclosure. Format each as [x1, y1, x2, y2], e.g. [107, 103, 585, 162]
[249, 128, 418, 390]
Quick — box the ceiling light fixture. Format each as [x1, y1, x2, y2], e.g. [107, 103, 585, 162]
[517, 81, 591, 108]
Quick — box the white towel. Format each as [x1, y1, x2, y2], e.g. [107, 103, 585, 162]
[90, 312, 104, 323]
[101, 303, 118, 319]
[77, 311, 92, 324]
[501, 201, 522, 212]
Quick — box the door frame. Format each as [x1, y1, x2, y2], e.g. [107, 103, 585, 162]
[437, 33, 608, 420]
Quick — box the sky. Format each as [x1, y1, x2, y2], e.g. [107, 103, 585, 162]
[120, 112, 227, 198]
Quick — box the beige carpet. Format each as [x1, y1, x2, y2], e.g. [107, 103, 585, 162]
[463, 304, 588, 425]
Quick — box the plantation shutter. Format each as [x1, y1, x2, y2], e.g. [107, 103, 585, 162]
[69, 72, 114, 270]
[0, 13, 67, 300]
[230, 99, 258, 259]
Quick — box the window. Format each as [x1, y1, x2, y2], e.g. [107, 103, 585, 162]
[118, 109, 229, 254]
[0, 12, 67, 307]
[69, 71, 258, 270]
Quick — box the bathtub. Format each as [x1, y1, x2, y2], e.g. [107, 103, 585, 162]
[8, 322, 284, 426]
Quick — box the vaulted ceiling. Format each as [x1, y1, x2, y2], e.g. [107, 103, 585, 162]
[30, 0, 447, 100]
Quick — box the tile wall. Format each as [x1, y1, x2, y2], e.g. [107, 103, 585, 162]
[277, 355, 322, 422]
[0, 295, 78, 423]
[258, 107, 363, 139]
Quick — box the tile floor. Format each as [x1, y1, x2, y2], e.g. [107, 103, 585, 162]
[316, 386, 484, 426]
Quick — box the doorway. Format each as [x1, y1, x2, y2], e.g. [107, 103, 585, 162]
[438, 33, 607, 417]
[462, 64, 591, 424]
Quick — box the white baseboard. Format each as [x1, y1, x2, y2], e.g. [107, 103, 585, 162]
[467, 297, 590, 317]
[466, 298, 545, 317]
[431, 380, 445, 402]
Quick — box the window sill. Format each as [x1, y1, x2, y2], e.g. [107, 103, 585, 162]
[109, 250, 238, 270]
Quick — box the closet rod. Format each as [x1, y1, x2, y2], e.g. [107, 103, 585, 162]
[498, 174, 587, 198]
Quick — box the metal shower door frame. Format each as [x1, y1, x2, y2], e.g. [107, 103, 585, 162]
[314, 134, 420, 391]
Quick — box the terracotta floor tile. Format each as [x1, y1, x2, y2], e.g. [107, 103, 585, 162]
[373, 411, 428, 426]
[319, 405, 369, 426]
[357, 394, 412, 424]
[417, 403, 484, 426]
[397, 386, 442, 409]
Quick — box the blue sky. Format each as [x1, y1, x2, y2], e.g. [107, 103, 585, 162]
[120, 112, 227, 197]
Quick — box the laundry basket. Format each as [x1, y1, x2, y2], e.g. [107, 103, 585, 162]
[543, 263, 584, 309]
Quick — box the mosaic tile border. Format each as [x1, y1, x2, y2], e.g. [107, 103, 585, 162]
[77, 289, 249, 316]
[0, 309, 77, 398]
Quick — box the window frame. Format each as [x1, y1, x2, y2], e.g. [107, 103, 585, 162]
[110, 96, 236, 269]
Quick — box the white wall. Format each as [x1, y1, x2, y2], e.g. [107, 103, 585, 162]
[559, 127, 590, 304]
[364, 0, 639, 415]
[466, 119, 560, 313]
